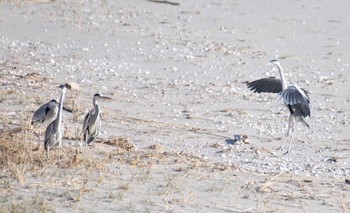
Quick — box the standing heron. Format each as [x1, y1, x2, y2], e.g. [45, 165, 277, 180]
[247, 59, 310, 155]
[82, 93, 111, 147]
[32, 99, 59, 146]
[44, 84, 67, 161]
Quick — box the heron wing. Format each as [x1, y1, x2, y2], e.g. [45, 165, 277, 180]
[32, 103, 49, 124]
[247, 77, 283, 93]
[82, 111, 91, 134]
[96, 114, 101, 136]
[301, 88, 310, 101]
[277, 85, 309, 106]
[43, 121, 54, 143]
[82, 109, 101, 144]
[87, 114, 101, 144]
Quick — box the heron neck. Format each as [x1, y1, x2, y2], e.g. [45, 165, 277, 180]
[276, 64, 288, 90]
[54, 89, 66, 129]
[93, 98, 100, 113]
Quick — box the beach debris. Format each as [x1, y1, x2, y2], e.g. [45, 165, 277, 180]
[97, 137, 134, 151]
[173, 167, 185, 172]
[324, 157, 338, 163]
[255, 147, 273, 154]
[147, 0, 179, 6]
[234, 134, 249, 143]
[27, 0, 54, 3]
[256, 186, 274, 193]
[225, 134, 249, 145]
[148, 144, 163, 150]
[64, 82, 80, 91]
[210, 142, 223, 149]
[63, 106, 74, 113]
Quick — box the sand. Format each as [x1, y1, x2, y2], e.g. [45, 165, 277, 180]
[0, 0, 349, 212]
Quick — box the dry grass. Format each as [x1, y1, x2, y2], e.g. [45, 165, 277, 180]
[0, 130, 42, 180]
[0, 199, 49, 213]
[96, 136, 134, 151]
[0, 126, 112, 184]
[1, 124, 345, 212]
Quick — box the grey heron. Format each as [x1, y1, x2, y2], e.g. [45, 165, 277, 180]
[44, 84, 67, 161]
[247, 59, 310, 155]
[82, 93, 111, 146]
[32, 99, 59, 146]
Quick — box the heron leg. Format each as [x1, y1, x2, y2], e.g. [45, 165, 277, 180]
[282, 117, 295, 157]
[83, 132, 88, 158]
[279, 137, 288, 150]
[84, 131, 88, 147]
[278, 114, 293, 150]
[58, 143, 61, 168]
[38, 128, 42, 149]
[46, 149, 49, 162]
[92, 141, 95, 157]
[287, 120, 295, 154]
[75, 133, 80, 155]
[300, 117, 310, 129]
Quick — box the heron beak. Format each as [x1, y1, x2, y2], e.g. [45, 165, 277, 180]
[58, 84, 66, 89]
[100, 96, 112, 100]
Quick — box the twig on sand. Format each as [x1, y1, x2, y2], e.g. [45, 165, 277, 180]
[147, 0, 180, 6]
[27, 0, 53, 3]
[216, 205, 254, 212]
[262, 170, 286, 187]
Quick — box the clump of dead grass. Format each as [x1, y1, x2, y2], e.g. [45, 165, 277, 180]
[0, 129, 45, 183]
[110, 148, 213, 171]
[0, 197, 51, 213]
[0, 127, 111, 184]
[96, 136, 135, 151]
[58, 148, 110, 171]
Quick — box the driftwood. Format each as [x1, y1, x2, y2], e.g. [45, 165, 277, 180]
[148, 0, 179, 6]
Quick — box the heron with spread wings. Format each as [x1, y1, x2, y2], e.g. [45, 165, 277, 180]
[247, 59, 310, 155]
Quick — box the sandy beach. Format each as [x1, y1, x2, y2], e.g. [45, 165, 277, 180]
[0, 0, 349, 212]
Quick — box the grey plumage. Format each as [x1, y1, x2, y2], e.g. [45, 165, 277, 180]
[246, 77, 283, 94]
[32, 99, 59, 126]
[44, 85, 67, 161]
[247, 59, 311, 154]
[82, 93, 111, 146]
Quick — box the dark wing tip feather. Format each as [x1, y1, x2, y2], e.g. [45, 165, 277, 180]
[301, 88, 310, 102]
[278, 86, 311, 118]
[247, 77, 283, 93]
